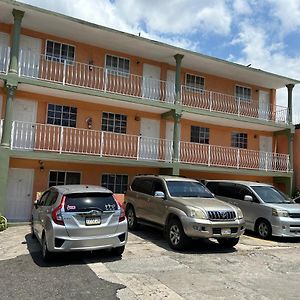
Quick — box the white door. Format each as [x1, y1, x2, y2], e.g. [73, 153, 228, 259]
[139, 118, 160, 160]
[165, 70, 176, 103]
[6, 168, 34, 221]
[0, 32, 9, 73]
[19, 35, 41, 77]
[142, 64, 161, 100]
[259, 91, 270, 120]
[165, 121, 174, 162]
[259, 136, 273, 170]
[12, 99, 37, 149]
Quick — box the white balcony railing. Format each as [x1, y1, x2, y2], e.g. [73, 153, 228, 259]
[180, 141, 290, 172]
[0, 46, 10, 74]
[10, 120, 291, 173]
[16, 51, 289, 124]
[181, 86, 288, 123]
[11, 121, 173, 162]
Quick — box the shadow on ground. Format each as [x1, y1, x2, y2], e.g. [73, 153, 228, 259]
[130, 224, 237, 254]
[24, 234, 123, 267]
[244, 230, 300, 243]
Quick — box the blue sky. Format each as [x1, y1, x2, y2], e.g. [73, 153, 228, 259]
[19, 0, 300, 121]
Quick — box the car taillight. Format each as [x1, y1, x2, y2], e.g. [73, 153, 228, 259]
[51, 195, 66, 226]
[113, 194, 126, 222]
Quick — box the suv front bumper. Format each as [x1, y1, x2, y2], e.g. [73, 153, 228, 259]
[181, 216, 245, 239]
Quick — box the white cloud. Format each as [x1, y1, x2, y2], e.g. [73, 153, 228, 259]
[232, 0, 253, 15]
[267, 0, 300, 34]
[229, 22, 300, 122]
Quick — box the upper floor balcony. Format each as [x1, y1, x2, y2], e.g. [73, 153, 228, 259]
[0, 46, 289, 125]
[0, 46, 10, 74]
[1, 120, 291, 174]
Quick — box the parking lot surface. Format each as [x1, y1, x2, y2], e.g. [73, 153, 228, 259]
[1, 226, 300, 299]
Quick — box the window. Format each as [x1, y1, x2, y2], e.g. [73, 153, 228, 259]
[190, 126, 209, 144]
[231, 132, 248, 149]
[47, 104, 77, 127]
[46, 40, 75, 64]
[101, 174, 128, 194]
[39, 191, 50, 206]
[44, 189, 59, 206]
[131, 178, 154, 195]
[235, 85, 251, 102]
[48, 171, 81, 187]
[101, 112, 127, 133]
[105, 55, 130, 76]
[186, 74, 205, 90]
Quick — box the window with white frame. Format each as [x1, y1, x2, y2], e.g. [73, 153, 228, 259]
[101, 112, 127, 134]
[186, 74, 205, 90]
[231, 132, 248, 149]
[47, 104, 77, 127]
[45, 40, 75, 64]
[101, 174, 128, 194]
[105, 54, 130, 76]
[190, 126, 209, 144]
[48, 171, 81, 187]
[235, 85, 251, 102]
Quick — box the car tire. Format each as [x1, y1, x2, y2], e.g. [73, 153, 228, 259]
[217, 237, 239, 248]
[256, 219, 272, 239]
[166, 218, 189, 250]
[111, 245, 125, 256]
[126, 206, 139, 230]
[42, 235, 53, 261]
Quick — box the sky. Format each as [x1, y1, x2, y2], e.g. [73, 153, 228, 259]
[19, 0, 300, 123]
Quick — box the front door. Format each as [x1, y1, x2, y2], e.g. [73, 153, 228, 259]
[259, 136, 273, 170]
[165, 121, 174, 162]
[19, 35, 41, 77]
[165, 70, 175, 103]
[0, 32, 9, 73]
[12, 99, 37, 149]
[259, 91, 270, 120]
[6, 168, 34, 221]
[142, 63, 161, 100]
[139, 118, 160, 160]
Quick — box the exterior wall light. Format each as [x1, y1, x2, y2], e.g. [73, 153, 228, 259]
[39, 160, 45, 172]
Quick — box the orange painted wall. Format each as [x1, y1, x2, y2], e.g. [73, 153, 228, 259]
[294, 128, 300, 190]
[180, 170, 274, 185]
[9, 158, 160, 204]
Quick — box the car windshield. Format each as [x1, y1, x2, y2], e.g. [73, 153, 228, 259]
[166, 181, 214, 198]
[251, 186, 293, 204]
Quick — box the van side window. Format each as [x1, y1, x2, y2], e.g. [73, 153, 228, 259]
[217, 183, 237, 198]
[236, 185, 258, 202]
[152, 180, 165, 196]
[131, 178, 153, 195]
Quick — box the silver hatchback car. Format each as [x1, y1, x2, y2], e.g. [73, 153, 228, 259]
[32, 185, 127, 260]
[206, 180, 300, 239]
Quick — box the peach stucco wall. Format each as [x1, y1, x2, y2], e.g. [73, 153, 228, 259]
[294, 128, 300, 190]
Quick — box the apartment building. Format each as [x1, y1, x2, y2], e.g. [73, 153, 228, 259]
[0, 0, 298, 222]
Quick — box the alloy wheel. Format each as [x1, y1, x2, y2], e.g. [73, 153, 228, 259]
[169, 224, 181, 245]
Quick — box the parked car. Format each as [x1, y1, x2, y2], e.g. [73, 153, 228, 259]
[205, 180, 300, 239]
[124, 175, 245, 250]
[32, 185, 127, 260]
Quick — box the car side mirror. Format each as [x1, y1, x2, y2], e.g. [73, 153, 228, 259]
[34, 200, 39, 209]
[244, 195, 253, 202]
[154, 191, 165, 199]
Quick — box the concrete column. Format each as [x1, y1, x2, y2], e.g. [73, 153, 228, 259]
[1, 85, 17, 147]
[286, 84, 294, 124]
[172, 111, 182, 164]
[9, 9, 25, 74]
[0, 148, 10, 215]
[174, 54, 184, 105]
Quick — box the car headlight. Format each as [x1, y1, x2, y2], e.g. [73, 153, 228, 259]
[272, 209, 289, 217]
[186, 206, 207, 219]
[236, 207, 244, 219]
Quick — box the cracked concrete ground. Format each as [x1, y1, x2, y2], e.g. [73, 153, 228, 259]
[1, 226, 300, 299]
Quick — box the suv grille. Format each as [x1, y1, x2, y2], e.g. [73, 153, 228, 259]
[208, 211, 236, 220]
[289, 213, 300, 218]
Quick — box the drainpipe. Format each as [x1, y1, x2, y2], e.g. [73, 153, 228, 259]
[1, 9, 24, 147]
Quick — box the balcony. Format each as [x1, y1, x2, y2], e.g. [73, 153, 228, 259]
[4, 120, 290, 173]
[13, 50, 289, 124]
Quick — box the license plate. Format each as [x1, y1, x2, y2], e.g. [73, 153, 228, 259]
[85, 217, 101, 226]
[221, 228, 231, 235]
